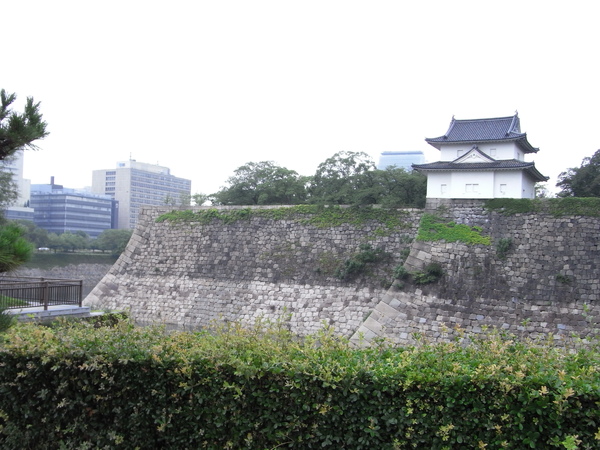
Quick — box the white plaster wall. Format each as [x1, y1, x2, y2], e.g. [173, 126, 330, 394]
[449, 171, 494, 198]
[522, 176, 536, 199]
[438, 142, 520, 161]
[426, 172, 452, 198]
[493, 171, 522, 198]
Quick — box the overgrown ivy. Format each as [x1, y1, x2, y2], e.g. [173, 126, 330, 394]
[484, 197, 600, 217]
[416, 214, 491, 245]
[156, 205, 413, 230]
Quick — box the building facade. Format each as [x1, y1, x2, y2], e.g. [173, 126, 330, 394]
[31, 179, 115, 238]
[413, 114, 548, 199]
[1, 150, 35, 220]
[92, 160, 191, 229]
[377, 151, 425, 171]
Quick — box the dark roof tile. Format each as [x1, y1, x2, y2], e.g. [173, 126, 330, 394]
[412, 159, 549, 182]
[426, 114, 539, 153]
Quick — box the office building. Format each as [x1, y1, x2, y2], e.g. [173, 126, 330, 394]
[31, 178, 115, 237]
[92, 160, 191, 229]
[1, 150, 34, 220]
[377, 151, 425, 171]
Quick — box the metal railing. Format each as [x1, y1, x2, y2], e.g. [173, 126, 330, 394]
[0, 276, 83, 310]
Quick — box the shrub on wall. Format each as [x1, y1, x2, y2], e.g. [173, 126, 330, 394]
[495, 237, 513, 260]
[1, 319, 599, 449]
[416, 214, 491, 245]
[334, 244, 390, 281]
[412, 262, 444, 285]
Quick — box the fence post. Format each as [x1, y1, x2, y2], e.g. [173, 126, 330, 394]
[42, 281, 49, 310]
[78, 280, 83, 307]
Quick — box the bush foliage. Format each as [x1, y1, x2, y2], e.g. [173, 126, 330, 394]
[1, 319, 599, 449]
[416, 214, 491, 245]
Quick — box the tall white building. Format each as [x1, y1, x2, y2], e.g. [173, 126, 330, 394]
[2, 150, 34, 221]
[377, 151, 425, 171]
[92, 160, 191, 229]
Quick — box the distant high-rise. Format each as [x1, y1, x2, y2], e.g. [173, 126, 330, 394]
[2, 150, 34, 221]
[377, 151, 425, 171]
[31, 178, 115, 238]
[92, 160, 191, 229]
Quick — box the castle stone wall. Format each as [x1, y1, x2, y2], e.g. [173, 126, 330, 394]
[85, 206, 421, 337]
[86, 202, 600, 344]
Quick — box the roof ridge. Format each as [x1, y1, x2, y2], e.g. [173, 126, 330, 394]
[451, 115, 515, 123]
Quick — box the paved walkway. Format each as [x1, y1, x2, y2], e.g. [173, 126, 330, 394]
[6, 304, 100, 321]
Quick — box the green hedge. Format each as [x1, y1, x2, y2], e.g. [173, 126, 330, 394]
[1, 320, 599, 449]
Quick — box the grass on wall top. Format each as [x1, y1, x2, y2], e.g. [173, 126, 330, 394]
[155, 205, 415, 230]
[484, 197, 600, 217]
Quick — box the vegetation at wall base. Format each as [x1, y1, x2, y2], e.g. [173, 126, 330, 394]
[1, 318, 599, 449]
[416, 214, 491, 245]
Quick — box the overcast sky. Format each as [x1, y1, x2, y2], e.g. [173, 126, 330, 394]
[4, 1, 598, 195]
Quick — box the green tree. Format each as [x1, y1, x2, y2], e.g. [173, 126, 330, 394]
[11, 220, 50, 248]
[212, 161, 308, 205]
[0, 89, 47, 271]
[557, 149, 600, 197]
[0, 223, 33, 272]
[308, 151, 376, 205]
[54, 232, 88, 252]
[0, 170, 18, 208]
[94, 229, 133, 255]
[370, 167, 427, 208]
[192, 193, 211, 206]
[0, 89, 49, 161]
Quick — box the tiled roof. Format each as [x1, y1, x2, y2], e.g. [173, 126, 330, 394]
[412, 159, 549, 182]
[425, 114, 539, 153]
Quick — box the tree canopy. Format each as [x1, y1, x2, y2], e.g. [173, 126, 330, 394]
[0, 89, 48, 161]
[556, 149, 600, 197]
[212, 161, 308, 205]
[369, 166, 427, 208]
[0, 223, 33, 272]
[0, 89, 48, 272]
[93, 229, 133, 255]
[209, 151, 427, 208]
[308, 151, 376, 205]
